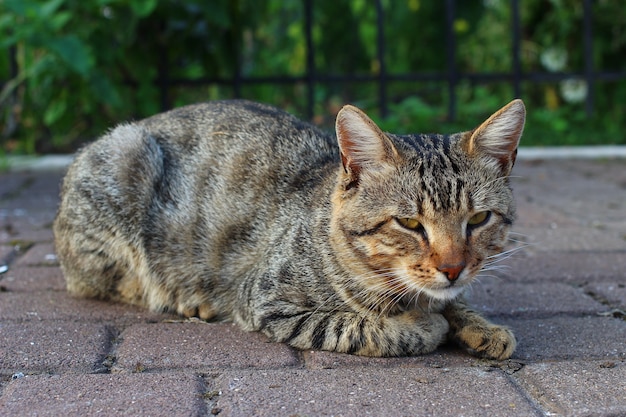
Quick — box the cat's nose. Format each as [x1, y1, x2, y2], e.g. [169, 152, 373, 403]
[437, 262, 466, 281]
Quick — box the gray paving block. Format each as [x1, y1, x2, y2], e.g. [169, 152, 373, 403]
[513, 227, 626, 253]
[0, 373, 206, 416]
[504, 316, 626, 361]
[514, 360, 626, 417]
[213, 367, 540, 417]
[0, 322, 111, 374]
[303, 346, 475, 370]
[0, 291, 173, 324]
[512, 160, 625, 203]
[467, 280, 605, 317]
[584, 282, 626, 309]
[0, 266, 65, 292]
[512, 203, 579, 228]
[0, 172, 62, 211]
[115, 322, 301, 371]
[13, 243, 58, 267]
[0, 244, 13, 262]
[0, 172, 34, 197]
[0, 216, 55, 244]
[499, 252, 625, 283]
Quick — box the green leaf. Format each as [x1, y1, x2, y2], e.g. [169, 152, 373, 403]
[43, 96, 68, 126]
[130, 0, 158, 17]
[50, 10, 72, 30]
[47, 35, 94, 76]
[1, 0, 31, 16]
[39, 0, 66, 18]
[88, 73, 122, 108]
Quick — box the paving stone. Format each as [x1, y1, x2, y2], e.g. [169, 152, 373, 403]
[14, 243, 58, 267]
[303, 345, 475, 370]
[467, 280, 605, 317]
[499, 252, 624, 283]
[513, 159, 625, 195]
[0, 172, 34, 197]
[0, 373, 206, 416]
[512, 227, 626, 253]
[0, 172, 62, 211]
[0, 244, 13, 262]
[0, 291, 174, 324]
[512, 203, 579, 228]
[511, 160, 626, 226]
[504, 316, 626, 361]
[116, 322, 301, 371]
[0, 267, 65, 292]
[0, 322, 112, 374]
[213, 367, 540, 417]
[584, 282, 626, 310]
[514, 360, 626, 416]
[0, 215, 55, 244]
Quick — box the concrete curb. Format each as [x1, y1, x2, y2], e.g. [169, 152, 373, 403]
[517, 145, 626, 160]
[3, 146, 626, 172]
[3, 155, 75, 172]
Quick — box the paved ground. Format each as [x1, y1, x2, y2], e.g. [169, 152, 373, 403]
[0, 157, 625, 416]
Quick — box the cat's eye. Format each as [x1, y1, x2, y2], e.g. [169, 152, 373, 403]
[397, 217, 421, 230]
[468, 211, 491, 227]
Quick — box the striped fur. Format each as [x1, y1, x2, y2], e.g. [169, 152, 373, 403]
[54, 99, 524, 359]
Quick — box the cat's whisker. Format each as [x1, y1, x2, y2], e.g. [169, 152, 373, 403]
[407, 288, 425, 311]
[508, 230, 528, 235]
[376, 288, 412, 321]
[486, 244, 528, 262]
[474, 273, 502, 281]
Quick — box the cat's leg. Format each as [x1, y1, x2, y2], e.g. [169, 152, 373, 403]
[54, 125, 167, 308]
[442, 299, 516, 360]
[54, 215, 146, 305]
[254, 309, 449, 357]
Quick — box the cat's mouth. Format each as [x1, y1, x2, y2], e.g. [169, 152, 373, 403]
[422, 285, 466, 301]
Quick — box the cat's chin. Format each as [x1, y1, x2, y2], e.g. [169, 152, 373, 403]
[422, 286, 466, 301]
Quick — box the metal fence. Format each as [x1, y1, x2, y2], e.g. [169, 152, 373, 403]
[151, 0, 626, 122]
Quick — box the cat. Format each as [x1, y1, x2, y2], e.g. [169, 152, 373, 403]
[53, 98, 525, 359]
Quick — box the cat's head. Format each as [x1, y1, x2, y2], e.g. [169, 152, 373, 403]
[330, 100, 525, 305]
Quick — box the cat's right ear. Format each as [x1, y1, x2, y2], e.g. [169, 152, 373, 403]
[335, 105, 397, 188]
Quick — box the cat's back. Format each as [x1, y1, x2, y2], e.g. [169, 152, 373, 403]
[65, 100, 339, 207]
[138, 100, 338, 176]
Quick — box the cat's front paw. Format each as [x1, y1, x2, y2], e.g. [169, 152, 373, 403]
[409, 311, 450, 351]
[178, 303, 216, 321]
[456, 324, 516, 360]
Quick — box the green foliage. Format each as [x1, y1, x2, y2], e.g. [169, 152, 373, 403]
[1, 0, 625, 154]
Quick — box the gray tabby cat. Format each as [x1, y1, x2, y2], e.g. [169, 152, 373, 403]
[54, 99, 525, 359]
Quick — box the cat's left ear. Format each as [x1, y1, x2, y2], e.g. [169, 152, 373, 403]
[466, 99, 526, 174]
[335, 105, 398, 187]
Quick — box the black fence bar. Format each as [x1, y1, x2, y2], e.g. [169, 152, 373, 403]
[157, 28, 171, 112]
[445, 0, 457, 121]
[582, 0, 594, 116]
[163, 69, 626, 89]
[376, 0, 388, 118]
[511, 0, 522, 99]
[304, 0, 315, 120]
[230, 0, 242, 99]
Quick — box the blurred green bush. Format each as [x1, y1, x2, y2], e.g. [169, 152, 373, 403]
[1, 0, 625, 154]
